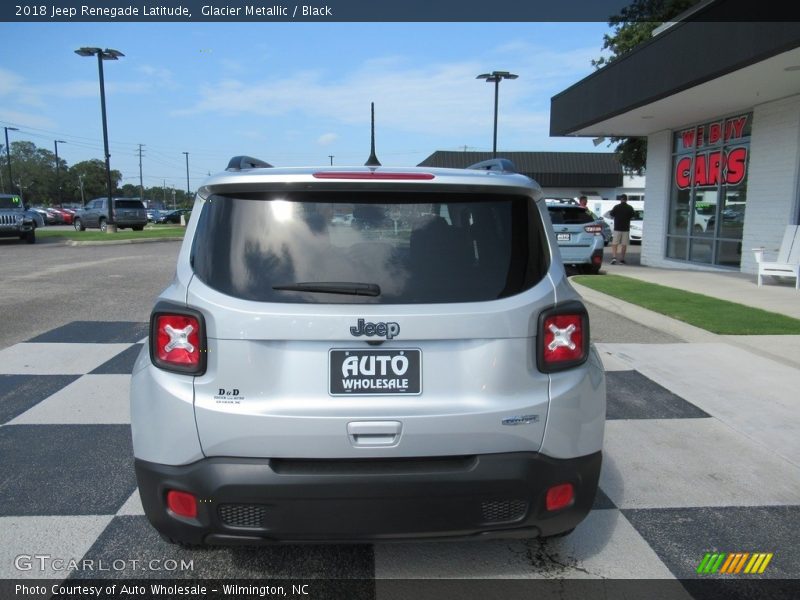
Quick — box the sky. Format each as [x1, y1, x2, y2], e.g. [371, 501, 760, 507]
[1, 21, 611, 193]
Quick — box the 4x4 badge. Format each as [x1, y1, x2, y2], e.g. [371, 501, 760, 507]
[350, 319, 400, 340]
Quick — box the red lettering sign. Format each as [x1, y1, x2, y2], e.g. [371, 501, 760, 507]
[708, 122, 722, 145]
[681, 129, 696, 150]
[674, 148, 748, 189]
[725, 147, 747, 185]
[676, 156, 692, 189]
[678, 114, 748, 150]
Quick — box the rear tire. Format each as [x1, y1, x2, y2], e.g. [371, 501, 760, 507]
[25, 230, 35, 244]
[133, 226, 144, 231]
[99, 218, 107, 232]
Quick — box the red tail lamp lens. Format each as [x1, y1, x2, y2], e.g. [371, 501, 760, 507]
[156, 315, 200, 367]
[166, 490, 197, 518]
[542, 314, 585, 366]
[546, 483, 575, 511]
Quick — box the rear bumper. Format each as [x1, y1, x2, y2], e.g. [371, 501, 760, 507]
[135, 451, 601, 544]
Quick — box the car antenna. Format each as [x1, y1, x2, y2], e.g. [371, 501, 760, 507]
[364, 102, 381, 167]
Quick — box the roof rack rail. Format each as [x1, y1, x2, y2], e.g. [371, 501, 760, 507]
[226, 156, 273, 171]
[466, 158, 516, 173]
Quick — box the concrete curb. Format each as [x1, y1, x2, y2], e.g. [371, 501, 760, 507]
[64, 237, 184, 247]
[570, 279, 718, 343]
[571, 278, 800, 370]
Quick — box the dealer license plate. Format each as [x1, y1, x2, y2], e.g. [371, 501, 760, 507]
[329, 349, 421, 396]
[557, 233, 571, 242]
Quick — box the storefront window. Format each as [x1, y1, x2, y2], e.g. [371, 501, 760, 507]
[667, 113, 751, 267]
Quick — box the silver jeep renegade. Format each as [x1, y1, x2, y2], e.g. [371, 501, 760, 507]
[130, 156, 605, 545]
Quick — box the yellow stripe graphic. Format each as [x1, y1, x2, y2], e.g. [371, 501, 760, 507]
[745, 554, 763, 574]
[758, 553, 773, 574]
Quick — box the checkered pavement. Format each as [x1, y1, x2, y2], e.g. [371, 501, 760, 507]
[1, 322, 798, 588]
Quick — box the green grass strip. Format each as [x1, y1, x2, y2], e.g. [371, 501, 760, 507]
[572, 274, 800, 335]
[37, 227, 185, 241]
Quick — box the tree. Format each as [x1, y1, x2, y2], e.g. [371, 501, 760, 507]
[593, 0, 700, 173]
[5, 141, 67, 204]
[67, 159, 122, 205]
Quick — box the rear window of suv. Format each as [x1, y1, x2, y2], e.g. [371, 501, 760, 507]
[191, 191, 548, 304]
[547, 205, 596, 224]
[115, 200, 145, 209]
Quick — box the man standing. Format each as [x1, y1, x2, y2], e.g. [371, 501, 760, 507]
[610, 194, 635, 264]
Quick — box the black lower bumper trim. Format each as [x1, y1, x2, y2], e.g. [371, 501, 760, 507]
[135, 451, 601, 545]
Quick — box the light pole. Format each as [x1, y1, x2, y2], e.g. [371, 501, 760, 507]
[54, 139, 66, 205]
[75, 47, 124, 231]
[78, 174, 86, 205]
[182, 151, 190, 201]
[476, 71, 518, 158]
[4, 126, 18, 194]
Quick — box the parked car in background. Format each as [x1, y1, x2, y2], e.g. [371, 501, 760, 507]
[602, 209, 644, 244]
[146, 208, 162, 222]
[547, 202, 605, 274]
[45, 208, 65, 224]
[51, 207, 74, 225]
[0, 193, 36, 243]
[155, 208, 190, 224]
[74, 198, 147, 231]
[25, 207, 45, 228]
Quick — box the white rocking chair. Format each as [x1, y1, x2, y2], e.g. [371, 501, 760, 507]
[753, 225, 800, 289]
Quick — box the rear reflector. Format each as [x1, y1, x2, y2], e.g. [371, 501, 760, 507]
[149, 303, 207, 375]
[536, 302, 590, 373]
[312, 171, 435, 180]
[546, 483, 575, 511]
[166, 490, 197, 519]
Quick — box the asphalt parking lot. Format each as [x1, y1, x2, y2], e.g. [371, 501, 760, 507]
[0, 239, 798, 598]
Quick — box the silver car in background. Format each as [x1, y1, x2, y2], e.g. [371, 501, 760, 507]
[130, 157, 606, 545]
[547, 202, 605, 274]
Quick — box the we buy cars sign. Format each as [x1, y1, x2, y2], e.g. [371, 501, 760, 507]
[675, 114, 749, 190]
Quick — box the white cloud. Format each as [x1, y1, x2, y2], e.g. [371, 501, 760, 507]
[0, 109, 56, 130]
[170, 43, 599, 142]
[317, 133, 337, 146]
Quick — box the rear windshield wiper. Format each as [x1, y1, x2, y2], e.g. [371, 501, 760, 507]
[272, 282, 381, 297]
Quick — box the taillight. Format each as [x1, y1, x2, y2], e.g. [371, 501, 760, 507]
[149, 303, 207, 375]
[584, 224, 602, 235]
[537, 302, 589, 373]
[546, 483, 575, 511]
[166, 490, 197, 519]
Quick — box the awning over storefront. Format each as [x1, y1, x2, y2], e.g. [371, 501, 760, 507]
[418, 151, 623, 188]
[550, 1, 800, 138]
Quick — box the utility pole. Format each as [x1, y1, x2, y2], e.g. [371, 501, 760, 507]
[54, 140, 66, 205]
[172, 188, 176, 210]
[182, 151, 190, 199]
[138, 144, 145, 202]
[328, 155, 334, 166]
[78, 174, 85, 205]
[162, 179, 167, 204]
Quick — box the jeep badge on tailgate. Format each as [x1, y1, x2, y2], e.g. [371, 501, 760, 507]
[350, 319, 400, 340]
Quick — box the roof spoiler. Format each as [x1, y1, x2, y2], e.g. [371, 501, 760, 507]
[226, 156, 273, 171]
[466, 158, 516, 173]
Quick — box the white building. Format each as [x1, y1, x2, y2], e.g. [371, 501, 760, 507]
[550, 0, 800, 273]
